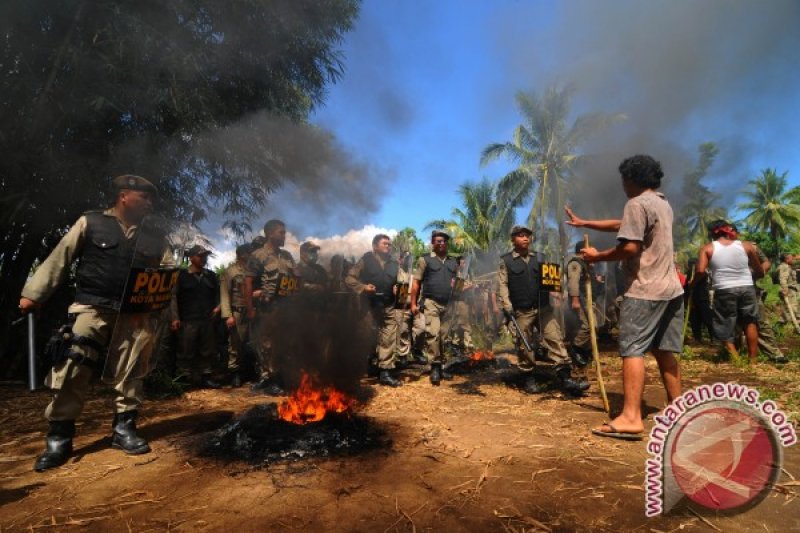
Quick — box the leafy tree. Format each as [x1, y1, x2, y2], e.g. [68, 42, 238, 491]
[674, 142, 727, 255]
[0, 0, 359, 365]
[480, 84, 624, 257]
[738, 169, 800, 250]
[392, 228, 427, 258]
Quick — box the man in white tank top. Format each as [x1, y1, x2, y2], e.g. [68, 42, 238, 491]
[694, 220, 764, 363]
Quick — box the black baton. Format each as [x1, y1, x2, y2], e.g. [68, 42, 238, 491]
[27, 313, 37, 391]
[506, 311, 533, 353]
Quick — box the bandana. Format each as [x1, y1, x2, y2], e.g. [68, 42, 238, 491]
[711, 224, 738, 240]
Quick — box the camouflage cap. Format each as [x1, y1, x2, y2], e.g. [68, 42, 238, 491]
[186, 244, 213, 257]
[300, 241, 321, 252]
[431, 230, 450, 242]
[112, 175, 158, 195]
[510, 225, 533, 237]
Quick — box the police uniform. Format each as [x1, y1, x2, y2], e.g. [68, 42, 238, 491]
[247, 243, 297, 382]
[448, 262, 475, 353]
[220, 257, 250, 376]
[21, 175, 169, 470]
[497, 226, 588, 395]
[413, 253, 458, 365]
[566, 254, 595, 356]
[346, 251, 400, 371]
[752, 246, 787, 362]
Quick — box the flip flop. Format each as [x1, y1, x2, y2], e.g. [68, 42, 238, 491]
[591, 422, 644, 441]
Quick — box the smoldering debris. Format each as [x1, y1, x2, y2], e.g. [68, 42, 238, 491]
[200, 404, 390, 465]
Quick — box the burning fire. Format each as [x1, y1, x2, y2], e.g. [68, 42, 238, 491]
[277, 372, 357, 425]
[469, 350, 495, 365]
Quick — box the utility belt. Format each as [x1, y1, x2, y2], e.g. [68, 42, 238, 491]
[43, 321, 106, 370]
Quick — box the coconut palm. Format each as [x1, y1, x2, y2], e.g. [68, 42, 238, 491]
[426, 177, 525, 259]
[480, 84, 624, 257]
[738, 168, 800, 244]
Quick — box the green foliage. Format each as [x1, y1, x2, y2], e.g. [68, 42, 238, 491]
[393, 227, 428, 257]
[480, 83, 625, 257]
[674, 142, 728, 258]
[738, 168, 800, 249]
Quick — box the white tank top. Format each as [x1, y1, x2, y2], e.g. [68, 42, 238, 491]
[709, 240, 753, 290]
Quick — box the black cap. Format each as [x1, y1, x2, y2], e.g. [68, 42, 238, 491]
[186, 245, 212, 257]
[235, 244, 252, 256]
[510, 225, 533, 237]
[112, 175, 158, 195]
[431, 230, 450, 242]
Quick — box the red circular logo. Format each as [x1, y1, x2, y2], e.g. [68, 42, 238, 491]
[669, 404, 780, 511]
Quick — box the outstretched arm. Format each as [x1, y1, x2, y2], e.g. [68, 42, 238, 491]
[564, 206, 621, 232]
[581, 240, 641, 263]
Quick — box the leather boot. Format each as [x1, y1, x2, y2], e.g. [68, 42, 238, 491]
[112, 411, 151, 455]
[378, 369, 402, 387]
[34, 420, 75, 472]
[570, 346, 592, 368]
[430, 363, 442, 386]
[556, 367, 590, 396]
[523, 375, 545, 394]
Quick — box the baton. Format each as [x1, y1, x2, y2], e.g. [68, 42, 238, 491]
[506, 311, 533, 353]
[584, 234, 609, 413]
[27, 313, 37, 391]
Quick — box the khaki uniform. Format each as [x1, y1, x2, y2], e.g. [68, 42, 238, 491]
[567, 257, 593, 351]
[448, 286, 475, 352]
[21, 209, 170, 421]
[778, 262, 799, 324]
[413, 254, 454, 364]
[247, 245, 297, 380]
[345, 253, 399, 369]
[752, 246, 785, 360]
[497, 252, 570, 369]
[220, 262, 249, 372]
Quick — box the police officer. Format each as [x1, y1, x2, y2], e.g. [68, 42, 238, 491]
[778, 253, 799, 326]
[409, 230, 458, 385]
[170, 245, 221, 388]
[297, 241, 329, 292]
[497, 226, 589, 395]
[19, 175, 167, 471]
[346, 234, 402, 387]
[245, 219, 297, 395]
[567, 241, 595, 366]
[220, 243, 253, 387]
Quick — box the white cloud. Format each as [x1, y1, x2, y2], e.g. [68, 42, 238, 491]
[207, 224, 398, 269]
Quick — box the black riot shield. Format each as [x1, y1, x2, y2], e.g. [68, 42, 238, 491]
[103, 215, 177, 385]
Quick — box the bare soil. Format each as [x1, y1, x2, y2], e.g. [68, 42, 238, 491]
[1, 348, 799, 532]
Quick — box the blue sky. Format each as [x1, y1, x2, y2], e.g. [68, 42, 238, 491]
[308, 0, 800, 237]
[208, 0, 800, 262]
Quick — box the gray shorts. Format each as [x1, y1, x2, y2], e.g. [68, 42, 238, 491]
[618, 296, 684, 357]
[712, 286, 759, 342]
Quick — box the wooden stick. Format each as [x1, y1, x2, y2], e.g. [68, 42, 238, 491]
[584, 234, 609, 413]
[681, 266, 695, 341]
[782, 292, 800, 334]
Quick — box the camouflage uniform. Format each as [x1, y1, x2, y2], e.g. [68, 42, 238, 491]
[247, 245, 297, 381]
[220, 261, 249, 374]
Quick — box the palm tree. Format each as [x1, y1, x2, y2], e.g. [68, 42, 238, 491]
[426, 177, 525, 263]
[738, 169, 800, 246]
[480, 83, 624, 258]
[676, 142, 727, 250]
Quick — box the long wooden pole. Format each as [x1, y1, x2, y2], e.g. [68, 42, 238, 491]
[681, 266, 695, 342]
[584, 234, 609, 413]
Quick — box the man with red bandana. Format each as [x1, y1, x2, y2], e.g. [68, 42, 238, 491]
[694, 219, 764, 363]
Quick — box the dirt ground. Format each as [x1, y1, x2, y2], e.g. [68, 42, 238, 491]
[1, 348, 799, 532]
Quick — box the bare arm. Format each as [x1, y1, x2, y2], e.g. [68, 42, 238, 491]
[581, 240, 641, 263]
[691, 244, 712, 287]
[564, 206, 621, 232]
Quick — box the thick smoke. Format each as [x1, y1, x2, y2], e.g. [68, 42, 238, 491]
[493, 0, 800, 223]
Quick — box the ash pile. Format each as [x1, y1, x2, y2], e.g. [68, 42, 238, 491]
[201, 404, 389, 464]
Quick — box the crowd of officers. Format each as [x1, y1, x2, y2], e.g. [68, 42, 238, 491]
[169, 221, 597, 396]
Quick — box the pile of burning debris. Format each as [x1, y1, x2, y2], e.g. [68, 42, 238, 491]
[202, 372, 389, 464]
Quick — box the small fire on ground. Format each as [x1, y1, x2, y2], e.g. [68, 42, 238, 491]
[278, 372, 357, 425]
[469, 350, 495, 364]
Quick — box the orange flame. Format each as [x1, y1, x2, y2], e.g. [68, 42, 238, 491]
[469, 350, 495, 364]
[277, 372, 356, 425]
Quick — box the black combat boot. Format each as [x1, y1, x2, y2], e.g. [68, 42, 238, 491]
[230, 373, 242, 388]
[112, 411, 151, 455]
[522, 375, 545, 394]
[556, 367, 590, 396]
[378, 369, 402, 387]
[34, 420, 75, 472]
[430, 363, 442, 386]
[570, 346, 592, 368]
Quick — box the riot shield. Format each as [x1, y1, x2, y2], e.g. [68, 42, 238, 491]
[103, 215, 177, 385]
